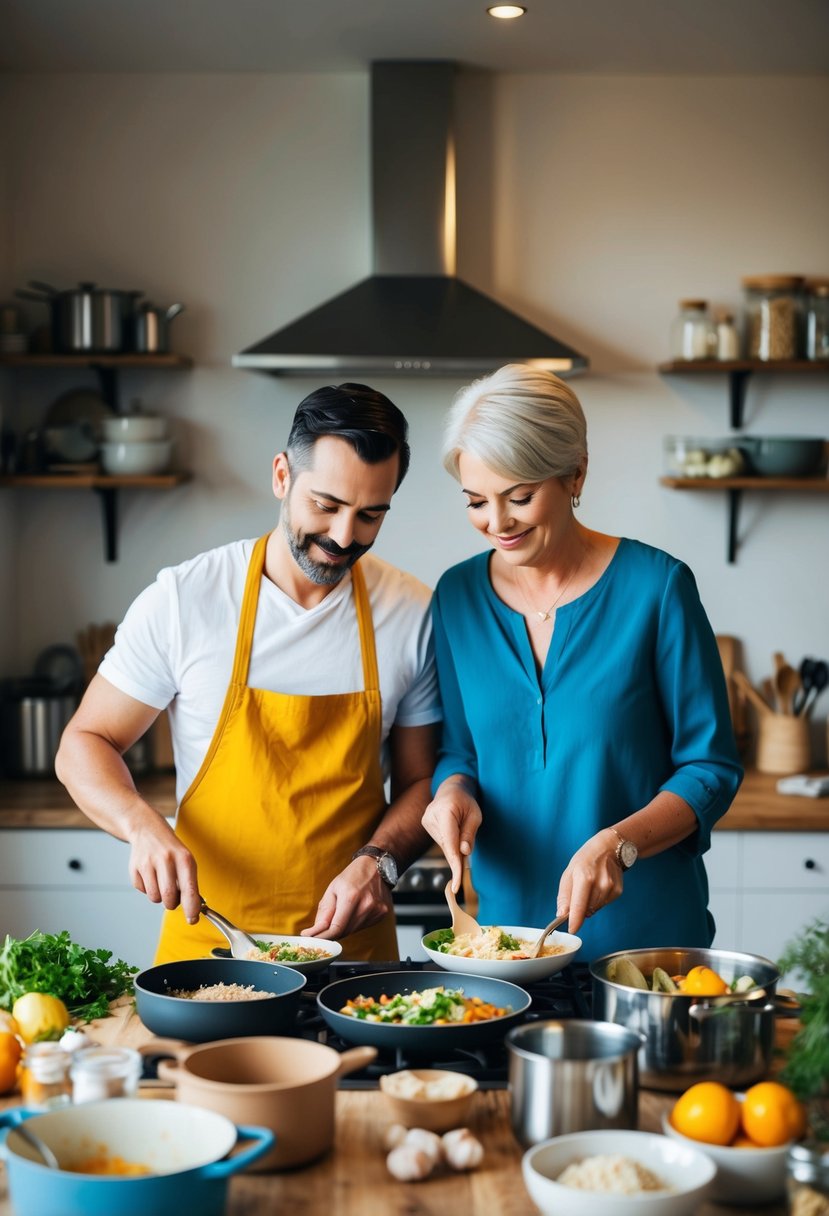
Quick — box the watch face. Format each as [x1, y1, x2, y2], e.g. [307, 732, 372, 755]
[619, 840, 638, 869]
[378, 854, 398, 887]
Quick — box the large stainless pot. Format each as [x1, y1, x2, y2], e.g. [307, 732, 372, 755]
[0, 678, 77, 777]
[591, 946, 780, 1092]
[507, 1019, 643, 1148]
[16, 280, 140, 353]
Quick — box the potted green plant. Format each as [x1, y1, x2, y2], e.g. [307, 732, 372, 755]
[778, 919, 829, 1141]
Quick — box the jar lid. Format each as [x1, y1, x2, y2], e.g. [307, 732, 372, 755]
[742, 274, 805, 291]
[806, 279, 829, 296]
[678, 299, 708, 310]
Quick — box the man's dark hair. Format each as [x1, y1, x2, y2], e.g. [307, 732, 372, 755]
[286, 383, 411, 489]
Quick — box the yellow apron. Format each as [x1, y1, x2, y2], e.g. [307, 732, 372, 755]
[155, 533, 398, 964]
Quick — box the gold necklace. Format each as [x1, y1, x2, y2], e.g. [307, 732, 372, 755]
[518, 545, 587, 622]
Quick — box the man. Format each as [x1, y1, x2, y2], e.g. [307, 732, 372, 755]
[56, 383, 440, 962]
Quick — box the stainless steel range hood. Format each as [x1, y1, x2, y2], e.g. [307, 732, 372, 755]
[234, 62, 588, 378]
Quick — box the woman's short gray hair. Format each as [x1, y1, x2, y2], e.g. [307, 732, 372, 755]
[442, 363, 588, 484]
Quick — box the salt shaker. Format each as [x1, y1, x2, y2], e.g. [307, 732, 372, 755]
[70, 1046, 142, 1104]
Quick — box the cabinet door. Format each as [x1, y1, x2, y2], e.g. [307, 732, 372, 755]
[0, 889, 163, 972]
[741, 892, 829, 986]
[706, 832, 741, 949]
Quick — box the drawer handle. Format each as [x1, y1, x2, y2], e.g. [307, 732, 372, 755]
[67, 858, 83, 872]
[804, 859, 817, 871]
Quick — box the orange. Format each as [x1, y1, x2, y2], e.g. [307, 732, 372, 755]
[740, 1081, 807, 1148]
[0, 1030, 22, 1095]
[680, 965, 729, 996]
[670, 1081, 741, 1146]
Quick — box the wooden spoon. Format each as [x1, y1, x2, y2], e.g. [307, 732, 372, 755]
[774, 663, 802, 716]
[732, 670, 773, 717]
[444, 880, 483, 937]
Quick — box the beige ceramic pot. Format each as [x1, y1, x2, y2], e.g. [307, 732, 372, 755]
[153, 1036, 376, 1171]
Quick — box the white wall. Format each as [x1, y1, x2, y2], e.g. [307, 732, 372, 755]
[1, 71, 827, 758]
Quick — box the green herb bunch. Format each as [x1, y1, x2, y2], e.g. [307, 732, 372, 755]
[778, 919, 829, 1141]
[0, 930, 138, 1022]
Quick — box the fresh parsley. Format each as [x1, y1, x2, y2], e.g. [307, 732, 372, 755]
[778, 919, 829, 1141]
[429, 928, 456, 954]
[0, 930, 138, 1022]
[498, 932, 520, 951]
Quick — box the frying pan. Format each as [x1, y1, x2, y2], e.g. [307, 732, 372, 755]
[134, 959, 306, 1043]
[317, 969, 531, 1050]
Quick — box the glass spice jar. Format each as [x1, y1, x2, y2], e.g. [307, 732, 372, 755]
[742, 274, 805, 360]
[670, 299, 715, 360]
[20, 1042, 72, 1110]
[805, 280, 829, 361]
[69, 1045, 142, 1104]
[787, 1142, 829, 1216]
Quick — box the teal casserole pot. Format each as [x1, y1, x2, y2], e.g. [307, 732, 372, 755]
[0, 1098, 273, 1216]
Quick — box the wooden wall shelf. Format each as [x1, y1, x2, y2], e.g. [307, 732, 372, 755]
[658, 359, 829, 428]
[0, 352, 193, 411]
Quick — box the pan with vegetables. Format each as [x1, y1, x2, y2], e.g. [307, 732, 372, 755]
[591, 946, 781, 1092]
[317, 969, 531, 1051]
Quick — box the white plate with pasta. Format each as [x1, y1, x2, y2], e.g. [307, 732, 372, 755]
[421, 923, 581, 982]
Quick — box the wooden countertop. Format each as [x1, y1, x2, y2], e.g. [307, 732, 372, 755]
[1, 768, 827, 830]
[0, 1000, 797, 1216]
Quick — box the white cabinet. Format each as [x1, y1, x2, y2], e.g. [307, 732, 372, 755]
[707, 830, 829, 983]
[0, 829, 164, 971]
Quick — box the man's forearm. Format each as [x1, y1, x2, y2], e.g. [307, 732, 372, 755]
[366, 776, 434, 873]
[55, 729, 168, 844]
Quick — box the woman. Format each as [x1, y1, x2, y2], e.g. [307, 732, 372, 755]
[423, 364, 742, 959]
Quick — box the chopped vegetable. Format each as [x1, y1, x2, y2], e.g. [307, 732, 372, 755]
[340, 985, 510, 1025]
[430, 929, 456, 955]
[0, 931, 138, 1022]
[251, 940, 331, 963]
[497, 931, 520, 952]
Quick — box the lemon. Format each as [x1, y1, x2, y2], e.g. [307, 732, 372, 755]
[11, 993, 70, 1044]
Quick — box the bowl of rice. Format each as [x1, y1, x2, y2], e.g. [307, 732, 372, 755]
[379, 1068, 479, 1133]
[522, 1129, 716, 1216]
[421, 924, 582, 982]
[210, 933, 343, 974]
[134, 958, 307, 1042]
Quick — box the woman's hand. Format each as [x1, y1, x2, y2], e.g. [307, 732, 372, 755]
[421, 775, 482, 892]
[556, 828, 624, 934]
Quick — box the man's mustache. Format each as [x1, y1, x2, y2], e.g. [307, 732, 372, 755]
[308, 535, 368, 559]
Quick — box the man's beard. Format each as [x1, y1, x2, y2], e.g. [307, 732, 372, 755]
[282, 500, 371, 586]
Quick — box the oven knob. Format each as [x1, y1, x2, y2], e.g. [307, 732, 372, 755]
[408, 869, 424, 890]
[431, 871, 447, 892]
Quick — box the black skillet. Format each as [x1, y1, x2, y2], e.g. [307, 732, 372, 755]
[134, 958, 306, 1043]
[317, 969, 531, 1051]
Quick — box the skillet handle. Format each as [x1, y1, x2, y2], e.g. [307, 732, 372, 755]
[336, 1045, 378, 1078]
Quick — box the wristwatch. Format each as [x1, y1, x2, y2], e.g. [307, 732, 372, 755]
[352, 845, 399, 890]
[609, 827, 638, 871]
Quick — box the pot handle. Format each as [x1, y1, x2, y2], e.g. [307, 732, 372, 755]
[689, 1000, 776, 1023]
[165, 304, 185, 322]
[199, 1125, 275, 1178]
[336, 1045, 378, 1078]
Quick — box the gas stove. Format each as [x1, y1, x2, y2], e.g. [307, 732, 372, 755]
[295, 959, 592, 1090]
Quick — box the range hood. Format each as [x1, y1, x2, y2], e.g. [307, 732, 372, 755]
[234, 62, 588, 378]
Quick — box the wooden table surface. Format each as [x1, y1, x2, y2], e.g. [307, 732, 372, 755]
[0, 998, 797, 1216]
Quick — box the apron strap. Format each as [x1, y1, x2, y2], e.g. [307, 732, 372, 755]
[351, 561, 379, 694]
[230, 534, 269, 687]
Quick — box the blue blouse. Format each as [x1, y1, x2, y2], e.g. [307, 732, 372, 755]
[431, 538, 743, 962]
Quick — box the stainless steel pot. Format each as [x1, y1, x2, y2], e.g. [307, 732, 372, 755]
[133, 302, 185, 353]
[0, 678, 77, 777]
[16, 281, 141, 353]
[590, 946, 780, 1092]
[506, 1019, 643, 1148]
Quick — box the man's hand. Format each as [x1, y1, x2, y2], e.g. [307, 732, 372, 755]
[302, 856, 394, 940]
[128, 816, 202, 925]
[421, 776, 482, 893]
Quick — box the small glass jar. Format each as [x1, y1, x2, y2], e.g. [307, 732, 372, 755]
[805, 280, 829, 361]
[670, 299, 715, 360]
[743, 274, 804, 360]
[715, 311, 740, 360]
[786, 1141, 829, 1215]
[69, 1045, 142, 1104]
[20, 1043, 72, 1110]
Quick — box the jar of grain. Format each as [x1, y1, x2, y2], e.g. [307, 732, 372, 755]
[742, 275, 804, 360]
[805, 280, 829, 361]
[670, 300, 715, 360]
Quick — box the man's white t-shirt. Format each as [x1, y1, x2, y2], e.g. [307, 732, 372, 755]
[99, 539, 441, 803]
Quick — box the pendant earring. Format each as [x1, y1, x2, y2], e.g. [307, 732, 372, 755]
[571, 494, 581, 508]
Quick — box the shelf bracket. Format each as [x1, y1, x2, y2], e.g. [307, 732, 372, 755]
[94, 486, 119, 562]
[726, 487, 742, 564]
[729, 370, 751, 429]
[91, 365, 119, 412]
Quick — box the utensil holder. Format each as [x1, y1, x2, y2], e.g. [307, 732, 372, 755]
[756, 713, 811, 775]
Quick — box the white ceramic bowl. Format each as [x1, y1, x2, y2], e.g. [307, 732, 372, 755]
[421, 924, 582, 983]
[662, 1100, 790, 1206]
[522, 1129, 716, 1216]
[99, 438, 173, 475]
[210, 933, 342, 974]
[102, 415, 168, 442]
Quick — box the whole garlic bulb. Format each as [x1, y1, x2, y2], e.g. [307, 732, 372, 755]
[442, 1127, 485, 1171]
[403, 1127, 443, 1166]
[383, 1122, 409, 1151]
[386, 1144, 434, 1182]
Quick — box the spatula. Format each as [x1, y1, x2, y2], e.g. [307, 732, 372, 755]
[200, 901, 261, 959]
[527, 913, 570, 958]
[444, 880, 483, 937]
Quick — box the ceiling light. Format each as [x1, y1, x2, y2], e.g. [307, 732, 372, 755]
[487, 5, 527, 18]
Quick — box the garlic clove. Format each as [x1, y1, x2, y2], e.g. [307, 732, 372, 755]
[386, 1144, 434, 1181]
